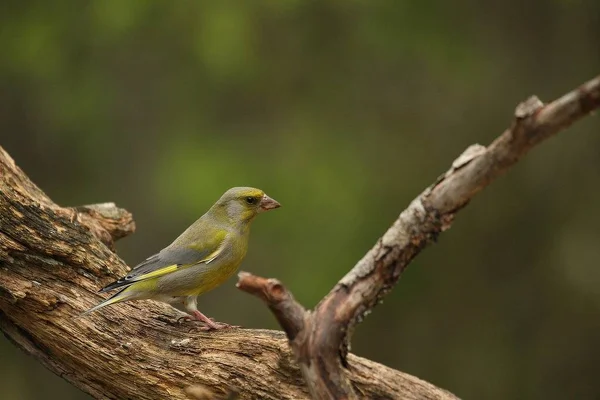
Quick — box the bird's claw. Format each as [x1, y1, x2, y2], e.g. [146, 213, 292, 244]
[176, 313, 240, 330]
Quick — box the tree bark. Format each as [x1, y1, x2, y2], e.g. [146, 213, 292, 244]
[0, 149, 456, 400]
[1, 75, 598, 400]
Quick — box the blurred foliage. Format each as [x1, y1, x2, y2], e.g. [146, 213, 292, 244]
[1, 1, 599, 399]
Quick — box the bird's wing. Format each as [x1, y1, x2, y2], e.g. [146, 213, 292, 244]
[99, 227, 228, 293]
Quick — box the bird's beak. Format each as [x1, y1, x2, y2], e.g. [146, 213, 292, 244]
[259, 194, 281, 212]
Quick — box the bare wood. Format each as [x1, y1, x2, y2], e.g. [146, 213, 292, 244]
[236, 272, 306, 340]
[0, 145, 457, 399]
[236, 75, 600, 399]
[1, 75, 597, 400]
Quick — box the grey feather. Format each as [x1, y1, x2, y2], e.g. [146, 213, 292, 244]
[99, 245, 212, 293]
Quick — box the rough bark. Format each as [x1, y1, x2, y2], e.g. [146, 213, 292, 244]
[0, 144, 456, 400]
[237, 76, 600, 399]
[0, 75, 598, 400]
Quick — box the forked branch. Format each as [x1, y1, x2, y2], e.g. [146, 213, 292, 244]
[0, 148, 456, 398]
[237, 75, 600, 399]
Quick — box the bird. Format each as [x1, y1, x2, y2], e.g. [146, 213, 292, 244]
[81, 187, 280, 330]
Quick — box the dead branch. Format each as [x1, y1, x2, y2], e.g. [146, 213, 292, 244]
[0, 141, 457, 399]
[236, 75, 600, 399]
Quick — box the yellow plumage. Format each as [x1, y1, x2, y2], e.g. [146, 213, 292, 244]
[81, 187, 280, 330]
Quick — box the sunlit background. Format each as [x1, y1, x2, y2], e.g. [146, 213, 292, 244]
[1, 1, 599, 399]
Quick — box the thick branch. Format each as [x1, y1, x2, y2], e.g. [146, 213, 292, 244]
[237, 75, 600, 399]
[0, 146, 455, 399]
[3, 75, 597, 400]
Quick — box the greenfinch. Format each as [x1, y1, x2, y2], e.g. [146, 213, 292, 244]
[82, 187, 280, 330]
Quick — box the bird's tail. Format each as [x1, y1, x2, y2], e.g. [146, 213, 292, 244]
[77, 287, 131, 318]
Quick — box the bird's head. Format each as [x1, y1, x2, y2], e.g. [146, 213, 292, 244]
[213, 187, 281, 223]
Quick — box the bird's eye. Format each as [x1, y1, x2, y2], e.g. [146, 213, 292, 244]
[245, 197, 256, 205]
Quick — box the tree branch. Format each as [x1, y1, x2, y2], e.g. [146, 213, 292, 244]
[2, 75, 597, 400]
[0, 143, 457, 399]
[236, 272, 306, 340]
[236, 75, 600, 399]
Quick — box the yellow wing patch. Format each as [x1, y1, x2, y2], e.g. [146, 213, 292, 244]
[128, 243, 225, 283]
[132, 264, 180, 281]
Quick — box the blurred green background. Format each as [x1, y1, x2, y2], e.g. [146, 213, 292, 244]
[1, 1, 599, 399]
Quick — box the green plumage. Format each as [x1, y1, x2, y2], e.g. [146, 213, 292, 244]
[82, 187, 280, 328]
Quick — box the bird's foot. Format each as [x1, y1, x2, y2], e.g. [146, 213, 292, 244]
[178, 319, 240, 331]
[177, 310, 240, 331]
